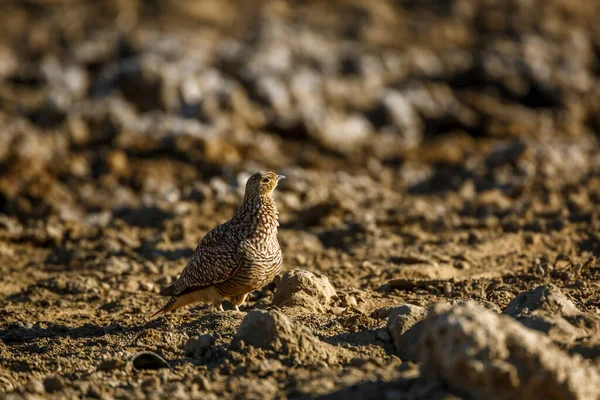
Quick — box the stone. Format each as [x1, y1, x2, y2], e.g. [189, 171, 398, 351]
[386, 304, 428, 361]
[505, 284, 581, 318]
[419, 302, 600, 400]
[27, 379, 45, 394]
[232, 310, 337, 363]
[504, 285, 597, 345]
[184, 334, 215, 358]
[272, 270, 336, 313]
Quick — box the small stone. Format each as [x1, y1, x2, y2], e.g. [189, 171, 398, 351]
[536, 266, 545, 275]
[454, 260, 470, 270]
[345, 295, 358, 307]
[387, 304, 428, 361]
[331, 306, 346, 315]
[294, 254, 307, 266]
[184, 334, 215, 357]
[27, 379, 45, 394]
[443, 282, 453, 297]
[139, 282, 155, 292]
[106, 150, 129, 176]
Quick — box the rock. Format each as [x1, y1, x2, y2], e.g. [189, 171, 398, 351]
[43, 376, 64, 393]
[27, 379, 45, 394]
[131, 351, 170, 370]
[419, 302, 600, 400]
[272, 270, 336, 313]
[232, 310, 336, 363]
[504, 285, 597, 345]
[184, 334, 215, 358]
[386, 304, 427, 361]
[517, 314, 589, 344]
[505, 284, 581, 318]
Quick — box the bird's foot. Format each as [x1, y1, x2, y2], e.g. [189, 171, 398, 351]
[215, 303, 224, 312]
[233, 305, 240, 312]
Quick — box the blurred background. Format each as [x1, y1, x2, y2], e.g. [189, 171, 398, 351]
[0, 0, 599, 224]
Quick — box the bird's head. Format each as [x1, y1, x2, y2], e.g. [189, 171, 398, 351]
[245, 171, 285, 198]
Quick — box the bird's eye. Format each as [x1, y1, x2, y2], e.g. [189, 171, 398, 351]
[262, 178, 270, 183]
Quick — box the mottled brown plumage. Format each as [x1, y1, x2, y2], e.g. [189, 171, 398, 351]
[152, 171, 284, 317]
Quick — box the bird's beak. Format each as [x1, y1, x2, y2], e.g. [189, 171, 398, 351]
[277, 175, 286, 181]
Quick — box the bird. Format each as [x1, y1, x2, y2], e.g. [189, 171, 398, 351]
[151, 171, 285, 318]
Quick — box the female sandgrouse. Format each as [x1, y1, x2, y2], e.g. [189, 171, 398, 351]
[152, 171, 285, 317]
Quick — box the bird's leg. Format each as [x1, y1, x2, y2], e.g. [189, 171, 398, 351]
[231, 293, 248, 312]
[213, 301, 224, 312]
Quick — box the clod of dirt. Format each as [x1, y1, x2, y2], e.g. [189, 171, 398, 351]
[272, 269, 336, 313]
[386, 304, 427, 361]
[505, 284, 581, 318]
[131, 351, 170, 370]
[26, 379, 45, 394]
[504, 285, 598, 346]
[419, 302, 600, 400]
[232, 309, 337, 363]
[184, 334, 215, 358]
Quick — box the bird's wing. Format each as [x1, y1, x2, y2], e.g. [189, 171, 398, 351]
[195, 220, 233, 250]
[162, 244, 242, 297]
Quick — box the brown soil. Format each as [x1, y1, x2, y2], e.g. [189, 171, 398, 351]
[1, 1, 599, 399]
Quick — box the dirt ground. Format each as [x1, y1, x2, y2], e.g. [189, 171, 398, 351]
[1, 0, 600, 399]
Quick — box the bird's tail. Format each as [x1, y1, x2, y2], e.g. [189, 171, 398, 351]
[149, 286, 222, 319]
[149, 296, 179, 319]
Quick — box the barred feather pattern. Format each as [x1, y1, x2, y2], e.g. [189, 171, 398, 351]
[154, 171, 283, 315]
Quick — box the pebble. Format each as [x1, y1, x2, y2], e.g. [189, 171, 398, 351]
[27, 379, 45, 394]
[139, 282, 155, 292]
[454, 260, 470, 270]
[345, 295, 358, 307]
[294, 254, 307, 266]
[443, 282, 453, 297]
[331, 306, 346, 315]
[184, 334, 215, 357]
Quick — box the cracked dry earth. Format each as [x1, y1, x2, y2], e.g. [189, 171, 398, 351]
[1, 0, 600, 399]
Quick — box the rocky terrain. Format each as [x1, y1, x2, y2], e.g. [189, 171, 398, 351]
[1, 0, 600, 399]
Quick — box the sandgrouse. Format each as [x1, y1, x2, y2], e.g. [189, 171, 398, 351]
[152, 171, 284, 317]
